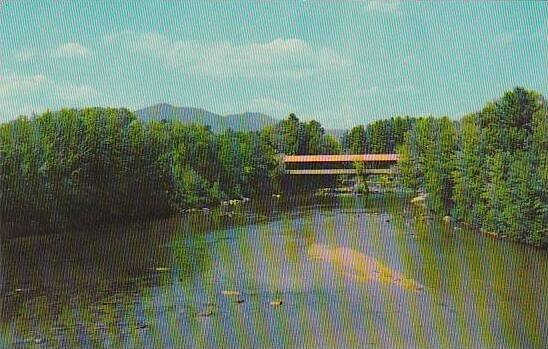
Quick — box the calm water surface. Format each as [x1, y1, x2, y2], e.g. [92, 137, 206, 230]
[0, 195, 546, 348]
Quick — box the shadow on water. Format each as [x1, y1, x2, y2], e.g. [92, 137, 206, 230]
[0, 194, 546, 348]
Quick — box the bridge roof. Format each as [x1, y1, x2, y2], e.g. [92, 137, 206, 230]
[283, 154, 399, 163]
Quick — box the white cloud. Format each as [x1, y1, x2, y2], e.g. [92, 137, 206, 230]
[0, 73, 96, 100]
[493, 30, 548, 46]
[392, 84, 416, 93]
[0, 74, 49, 97]
[364, 0, 401, 13]
[58, 84, 98, 102]
[14, 42, 91, 62]
[0, 73, 99, 120]
[107, 32, 351, 79]
[13, 104, 48, 118]
[493, 32, 518, 46]
[14, 47, 40, 62]
[0, 74, 51, 120]
[51, 42, 90, 59]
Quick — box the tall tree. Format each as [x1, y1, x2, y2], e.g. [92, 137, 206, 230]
[347, 125, 366, 154]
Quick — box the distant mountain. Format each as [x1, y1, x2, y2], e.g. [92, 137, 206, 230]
[135, 103, 278, 132]
[135, 103, 347, 137]
[223, 112, 279, 132]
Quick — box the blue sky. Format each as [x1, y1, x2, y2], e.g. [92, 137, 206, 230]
[1, 1, 546, 128]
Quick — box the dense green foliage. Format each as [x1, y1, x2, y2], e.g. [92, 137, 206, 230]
[342, 116, 416, 154]
[399, 116, 457, 214]
[400, 88, 547, 246]
[265, 113, 341, 155]
[2, 89, 545, 247]
[263, 113, 342, 192]
[0, 108, 281, 235]
[0, 109, 343, 235]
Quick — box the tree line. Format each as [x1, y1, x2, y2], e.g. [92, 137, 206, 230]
[0, 108, 282, 235]
[264, 113, 341, 155]
[342, 116, 417, 154]
[0, 109, 352, 235]
[399, 87, 547, 246]
[1, 87, 545, 245]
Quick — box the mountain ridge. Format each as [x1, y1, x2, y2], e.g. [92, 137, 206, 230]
[135, 103, 278, 133]
[135, 103, 346, 139]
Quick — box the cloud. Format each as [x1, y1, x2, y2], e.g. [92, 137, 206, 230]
[58, 84, 98, 102]
[0, 74, 49, 97]
[0, 74, 51, 119]
[0, 73, 99, 120]
[392, 84, 416, 93]
[364, 0, 401, 13]
[0, 73, 96, 101]
[493, 32, 518, 46]
[14, 47, 40, 62]
[492, 30, 548, 46]
[14, 42, 90, 62]
[51, 42, 90, 59]
[107, 32, 351, 79]
[7, 103, 48, 119]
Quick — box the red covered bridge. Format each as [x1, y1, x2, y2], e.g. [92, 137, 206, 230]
[283, 154, 399, 175]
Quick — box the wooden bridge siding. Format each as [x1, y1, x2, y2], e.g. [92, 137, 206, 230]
[285, 168, 396, 175]
[282, 154, 399, 176]
[283, 154, 399, 163]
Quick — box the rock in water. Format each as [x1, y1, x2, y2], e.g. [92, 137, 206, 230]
[269, 300, 283, 306]
[197, 310, 215, 317]
[410, 195, 426, 205]
[485, 231, 498, 238]
[197, 303, 217, 317]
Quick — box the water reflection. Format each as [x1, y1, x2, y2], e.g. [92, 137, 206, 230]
[0, 195, 546, 348]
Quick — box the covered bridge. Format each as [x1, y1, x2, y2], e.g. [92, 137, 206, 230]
[283, 154, 399, 175]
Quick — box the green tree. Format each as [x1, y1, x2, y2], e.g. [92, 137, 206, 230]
[347, 125, 366, 154]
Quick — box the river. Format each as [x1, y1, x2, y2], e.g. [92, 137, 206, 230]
[0, 194, 546, 348]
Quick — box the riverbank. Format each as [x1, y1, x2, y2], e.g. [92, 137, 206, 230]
[409, 194, 547, 248]
[3, 189, 544, 249]
[1, 194, 546, 348]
